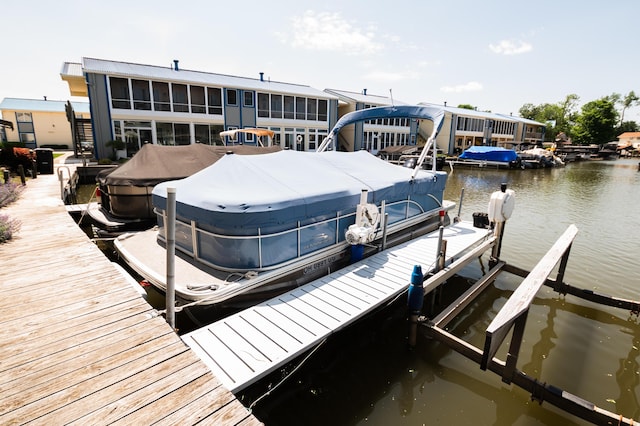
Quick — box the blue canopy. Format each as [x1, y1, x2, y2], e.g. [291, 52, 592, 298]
[459, 146, 519, 163]
[152, 150, 447, 235]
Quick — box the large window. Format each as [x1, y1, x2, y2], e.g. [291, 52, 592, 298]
[243, 91, 254, 107]
[174, 123, 190, 145]
[306, 99, 317, 121]
[226, 89, 237, 106]
[172, 84, 189, 112]
[295, 97, 306, 120]
[190, 85, 206, 114]
[318, 99, 328, 121]
[271, 94, 282, 119]
[156, 122, 175, 145]
[110, 77, 131, 109]
[284, 96, 294, 119]
[132, 79, 151, 110]
[153, 82, 171, 111]
[207, 87, 222, 115]
[16, 112, 35, 146]
[258, 93, 269, 117]
[195, 123, 225, 145]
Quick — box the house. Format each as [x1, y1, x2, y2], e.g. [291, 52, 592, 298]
[61, 58, 339, 160]
[0, 97, 90, 150]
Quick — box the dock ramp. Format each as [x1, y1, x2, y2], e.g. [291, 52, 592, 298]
[182, 221, 494, 393]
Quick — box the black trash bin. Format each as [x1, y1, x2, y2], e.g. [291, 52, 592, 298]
[35, 148, 54, 174]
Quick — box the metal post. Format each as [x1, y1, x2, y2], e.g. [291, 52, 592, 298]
[166, 187, 176, 330]
[380, 213, 389, 252]
[455, 188, 465, 222]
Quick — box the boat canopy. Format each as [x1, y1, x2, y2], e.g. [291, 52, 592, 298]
[152, 150, 447, 236]
[97, 143, 280, 187]
[458, 146, 519, 163]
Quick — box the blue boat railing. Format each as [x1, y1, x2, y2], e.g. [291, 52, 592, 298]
[156, 197, 441, 273]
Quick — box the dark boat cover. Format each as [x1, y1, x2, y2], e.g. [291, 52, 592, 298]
[458, 146, 518, 162]
[97, 143, 281, 187]
[152, 150, 447, 236]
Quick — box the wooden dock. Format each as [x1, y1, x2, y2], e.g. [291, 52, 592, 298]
[0, 155, 261, 425]
[182, 221, 495, 393]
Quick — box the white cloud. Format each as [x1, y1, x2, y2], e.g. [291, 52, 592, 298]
[489, 39, 533, 55]
[281, 11, 383, 55]
[440, 81, 483, 93]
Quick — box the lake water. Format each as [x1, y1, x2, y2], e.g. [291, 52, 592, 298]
[245, 159, 640, 425]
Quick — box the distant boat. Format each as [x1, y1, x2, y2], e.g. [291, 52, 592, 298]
[115, 105, 454, 307]
[451, 146, 521, 169]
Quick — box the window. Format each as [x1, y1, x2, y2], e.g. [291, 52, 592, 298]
[271, 94, 282, 118]
[306, 98, 317, 121]
[190, 86, 206, 114]
[284, 96, 294, 119]
[295, 97, 306, 120]
[207, 87, 222, 115]
[257, 93, 269, 117]
[153, 82, 171, 111]
[16, 112, 35, 146]
[109, 77, 131, 109]
[226, 89, 237, 106]
[318, 99, 327, 121]
[172, 84, 189, 112]
[132, 79, 151, 110]
[174, 123, 190, 145]
[243, 91, 254, 107]
[156, 122, 175, 145]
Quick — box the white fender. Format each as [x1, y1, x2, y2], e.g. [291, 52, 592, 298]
[488, 189, 515, 223]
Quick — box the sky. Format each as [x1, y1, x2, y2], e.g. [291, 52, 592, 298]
[2, 0, 639, 121]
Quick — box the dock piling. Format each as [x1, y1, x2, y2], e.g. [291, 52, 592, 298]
[407, 265, 424, 348]
[166, 187, 176, 330]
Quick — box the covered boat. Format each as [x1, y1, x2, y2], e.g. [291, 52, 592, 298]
[116, 105, 452, 306]
[92, 143, 280, 230]
[455, 146, 521, 168]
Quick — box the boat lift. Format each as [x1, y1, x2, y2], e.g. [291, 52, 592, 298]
[417, 211, 640, 425]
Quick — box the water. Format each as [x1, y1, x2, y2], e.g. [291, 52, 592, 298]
[246, 159, 640, 425]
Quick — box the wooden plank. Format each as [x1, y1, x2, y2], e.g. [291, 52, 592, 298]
[0, 340, 188, 422]
[151, 385, 238, 425]
[66, 359, 210, 425]
[109, 373, 223, 425]
[481, 224, 578, 370]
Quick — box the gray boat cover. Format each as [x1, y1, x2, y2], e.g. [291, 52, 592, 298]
[152, 150, 447, 235]
[97, 143, 281, 187]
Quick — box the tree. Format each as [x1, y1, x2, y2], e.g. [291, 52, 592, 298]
[618, 91, 640, 125]
[572, 98, 619, 145]
[457, 104, 475, 110]
[519, 94, 579, 141]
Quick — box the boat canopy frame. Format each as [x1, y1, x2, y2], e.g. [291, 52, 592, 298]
[316, 105, 445, 178]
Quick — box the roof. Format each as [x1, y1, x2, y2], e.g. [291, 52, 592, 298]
[81, 57, 338, 100]
[618, 132, 640, 139]
[0, 98, 90, 114]
[324, 89, 407, 106]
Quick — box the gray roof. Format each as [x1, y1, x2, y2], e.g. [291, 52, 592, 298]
[324, 88, 407, 106]
[81, 57, 337, 100]
[0, 97, 90, 114]
[419, 102, 545, 126]
[60, 62, 83, 77]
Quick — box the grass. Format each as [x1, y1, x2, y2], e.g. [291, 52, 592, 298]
[0, 182, 24, 243]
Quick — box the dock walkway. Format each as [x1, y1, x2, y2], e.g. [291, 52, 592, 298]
[183, 221, 493, 393]
[0, 154, 261, 425]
